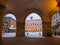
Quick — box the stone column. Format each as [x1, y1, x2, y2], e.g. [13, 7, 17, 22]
[16, 22, 25, 37]
[0, 5, 6, 41]
[43, 22, 52, 37]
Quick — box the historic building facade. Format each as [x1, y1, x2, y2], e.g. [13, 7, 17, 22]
[25, 19, 42, 32]
[3, 17, 16, 32]
[52, 13, 60, 36]
[25, 19, 43, 37]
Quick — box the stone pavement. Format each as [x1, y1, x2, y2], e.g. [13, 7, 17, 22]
[1, 37, 60, 45]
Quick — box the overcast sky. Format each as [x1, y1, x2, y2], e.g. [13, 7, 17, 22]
[4, 14, 16, 20]
[4, 13, 41, 20]
[26, 13, 41, 20]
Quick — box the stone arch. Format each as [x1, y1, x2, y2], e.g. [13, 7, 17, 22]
[3, 12, 17, 19]
[2, 12, 17, 37]
[20, 8, 45, 36]
[49, 10, 59, 21]
[25, 12, 43, 37]
[48, 8, 59, 37]
[48, 6, 59, 21]
[23, 8, 44, 22]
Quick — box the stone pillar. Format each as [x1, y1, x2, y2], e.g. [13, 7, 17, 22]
[0, 5, 6, 41]
[43, 22, 52, 37]
[16, 22, 25, 37]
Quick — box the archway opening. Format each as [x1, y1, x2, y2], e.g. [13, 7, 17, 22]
[2, 13, 16, 37]
[25, 12, 43, 37]
[52, 13, 60, 37]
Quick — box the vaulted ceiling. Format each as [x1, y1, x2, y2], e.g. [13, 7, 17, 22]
[0, 0, 58, 22]
[5, 0, 57, 14]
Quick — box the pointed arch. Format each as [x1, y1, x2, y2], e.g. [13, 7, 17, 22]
[51, 12, 60, 37]
[2, 13, 16, 37]
[25, 12, 43, 37]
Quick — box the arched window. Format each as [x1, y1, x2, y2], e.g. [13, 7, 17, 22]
[52, 13, 60, 36]
[2, 13, 16, 37]
[25, 12, 43, 37]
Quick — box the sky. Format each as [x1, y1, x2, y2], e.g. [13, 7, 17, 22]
[4, 14, 16, 20]
[26, 13, 41, 20]
[4, 13, 41, 20]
